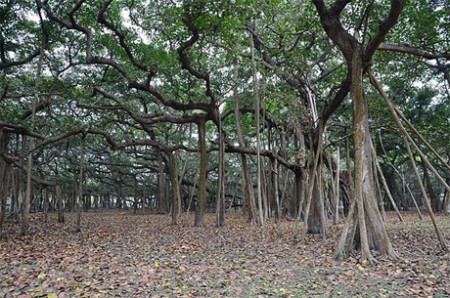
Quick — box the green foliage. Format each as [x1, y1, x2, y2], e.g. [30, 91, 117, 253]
[0, 0, 448, 207]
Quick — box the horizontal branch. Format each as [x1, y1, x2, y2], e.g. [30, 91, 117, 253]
[378, 43, 450, 59]
[0, 122, 46, 139]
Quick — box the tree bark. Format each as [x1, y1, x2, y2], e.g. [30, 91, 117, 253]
[250, 28, 265, 226]
[301, 123, 326, 240]
[22, 138, 32, 235]
[43, 187, 49, 224]
[216, 116, 225, 227]
[422, 157, 440, 212]
[76, 135, 85, 233]
[292, 170, 302, 219]
[157, 149, 168, 214]
[307, 175, 324, 234]
[56, 184, 64, 223]
[195, 120, 207, 227]
[0, 168, 12, 222]
[233, 64, 257, 223]
[0, 154, 13, 236]
[334, 148, 340, 224]
[336, 200, 356, 260]
[443, 188, 450, 215]
[168, 152, 180, 225]
[351, 45, 397, 262]
[272, 158, 281, 225]
[312, 0, 403, 261]
[12, 160, 22, 221]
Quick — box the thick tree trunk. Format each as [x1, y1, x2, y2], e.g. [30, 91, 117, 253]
[422, 157, 440, 212]
[0, 170, 11, 228]
[216, 118, 225, 227]
[116, 184, 123, 209]
[233, 64, 257, 223]
[76, 135, 85, 233]
[334, 149, 340, 224]
[292, 170, 302, 219]
[242, 154, 256, 223]
[157, 150, 168, 214]
[195, 120, 207, 227]
[352, 53, 375, 261]
[56, 185, 64, 223]
[301, 123, 326, 239]
[260, 161, 269, 222]
[443, 189, 450, 215]
[169, 152, 180, 225]
[307, 177, 323, 234]
[12, 168, 21, 221]
[133, 178, 139, 214]
[0, 158, 13, 236]
[272, 158, 281, 225]
[10, 136, 22, 221]
[250, 32, 265, 227]
[278, 168, 290, 217]
[70, 184, 76, 211]
[43, 188, 49, 224]
[21, 37, 43, 235]
[336, 199, 356, 260]
[21, 134, 32, 235]
[350, 46, 397, 262]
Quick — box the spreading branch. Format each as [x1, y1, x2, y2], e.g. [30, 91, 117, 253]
[365, 0, 404, 62]
[378, 43, 450, 60]
[312, 0, 354, 62]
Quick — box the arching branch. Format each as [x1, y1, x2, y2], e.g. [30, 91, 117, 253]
[365, 0, 404, 61]
[378, 43, 450, 60]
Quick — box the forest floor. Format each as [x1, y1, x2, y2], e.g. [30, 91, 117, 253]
[0, 211, 449, 298]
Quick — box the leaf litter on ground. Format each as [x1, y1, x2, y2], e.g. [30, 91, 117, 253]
[0, 210, 449, 297]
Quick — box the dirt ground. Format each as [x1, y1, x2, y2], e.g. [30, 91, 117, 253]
[0, 210, 449, 297]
